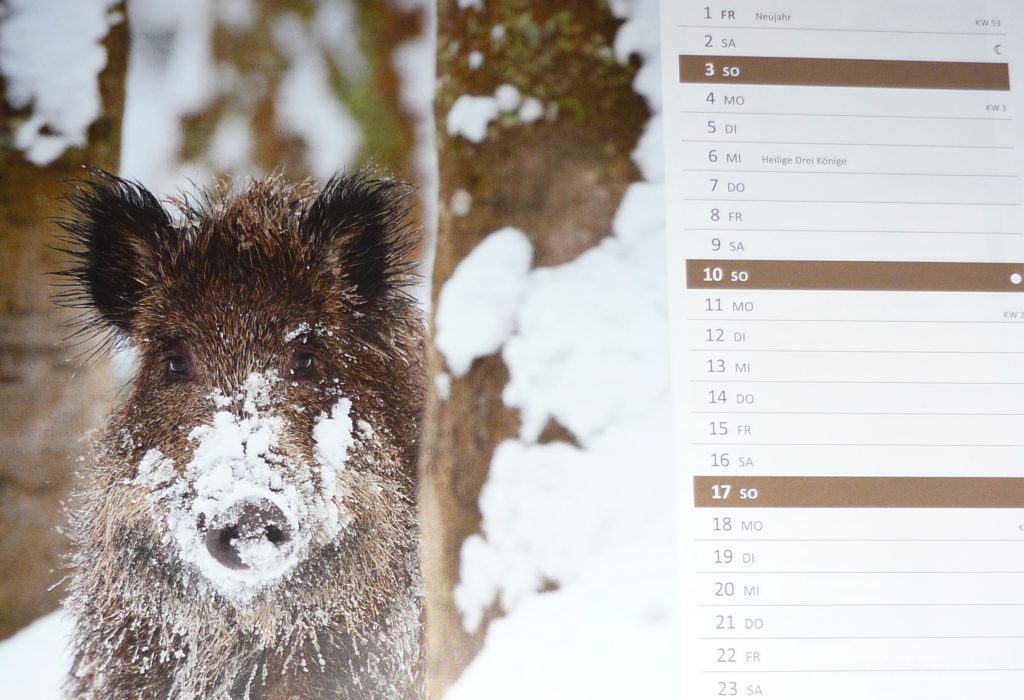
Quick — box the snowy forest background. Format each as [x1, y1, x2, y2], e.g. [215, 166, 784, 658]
[0, 0, 674, 696]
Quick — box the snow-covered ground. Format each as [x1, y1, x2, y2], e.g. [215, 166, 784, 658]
[0, 610, 73, 698]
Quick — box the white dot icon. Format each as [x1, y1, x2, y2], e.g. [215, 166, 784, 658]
[1012, 273, 1022, 285]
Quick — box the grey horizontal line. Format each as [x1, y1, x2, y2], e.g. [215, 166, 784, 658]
[695, 571, 1024, 574]
[699, 668, 1024, 673]
[684, 228, 1020, 235]
[679, 110, 1013, 121]
[688, 380, 1024, 385]
[691, 442, 1024, 447]
[683, 168, 1017, 177]
[701, 636, 1024, 640]
[683, 139, 1014, 149]
[690, 349, 1024, 354]
[684, 198, 1018, 205]
[679, 25, 1007, 36]
[691, 411, 1024, 416]
[694, 539, 1024, 542]
[698, 603, 1024, 607]
[687, 318, 1024, 324]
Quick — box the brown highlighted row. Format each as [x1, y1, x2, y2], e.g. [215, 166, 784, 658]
[680, 55, 1010, 91]
[686, 259, 1024, 292]
[694, 476, 1024, 508]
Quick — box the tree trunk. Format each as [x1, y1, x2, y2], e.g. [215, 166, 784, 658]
[0, 2, 128, 639]
[421, 1, 648, 694]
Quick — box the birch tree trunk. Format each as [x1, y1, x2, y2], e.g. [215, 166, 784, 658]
[0, 3, 129, 639]
[421, 1, 648, 694]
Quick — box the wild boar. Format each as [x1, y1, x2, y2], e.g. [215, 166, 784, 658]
[57, 170, 425, 699]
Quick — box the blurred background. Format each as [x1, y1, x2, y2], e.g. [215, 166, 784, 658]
[0, 0, 673, 697]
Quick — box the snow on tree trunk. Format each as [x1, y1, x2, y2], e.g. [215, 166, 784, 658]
[420, 0, 650, 694]
[0, 0, 128, 639]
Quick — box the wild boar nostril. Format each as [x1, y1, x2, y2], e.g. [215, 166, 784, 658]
[205, 525, 246, 570]
[265, 524, 287, 545]
[219, 526, 240, 547]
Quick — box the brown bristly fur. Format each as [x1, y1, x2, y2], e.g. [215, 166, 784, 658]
[57, 169, 426, 699]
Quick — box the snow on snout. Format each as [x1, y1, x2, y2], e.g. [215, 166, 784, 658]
[137, 371, 358, 601]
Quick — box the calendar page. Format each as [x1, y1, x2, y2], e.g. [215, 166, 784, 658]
[662, 2, 1024, 697]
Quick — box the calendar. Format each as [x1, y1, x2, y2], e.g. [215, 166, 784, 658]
[663, 1, 1024, 696]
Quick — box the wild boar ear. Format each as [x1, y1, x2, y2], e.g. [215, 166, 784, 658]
[301, 171, 417, 305]
[57, 170, 173, 332]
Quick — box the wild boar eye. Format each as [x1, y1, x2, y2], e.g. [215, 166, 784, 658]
[165, 355, 191, 381]
[292, 352, 315, 379]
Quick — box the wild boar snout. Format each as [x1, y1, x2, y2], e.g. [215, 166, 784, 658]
[204, 497, 295, 571]
[156, 370, 354, 596]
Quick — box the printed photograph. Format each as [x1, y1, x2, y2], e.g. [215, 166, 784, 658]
[0, 1, 670, 698]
